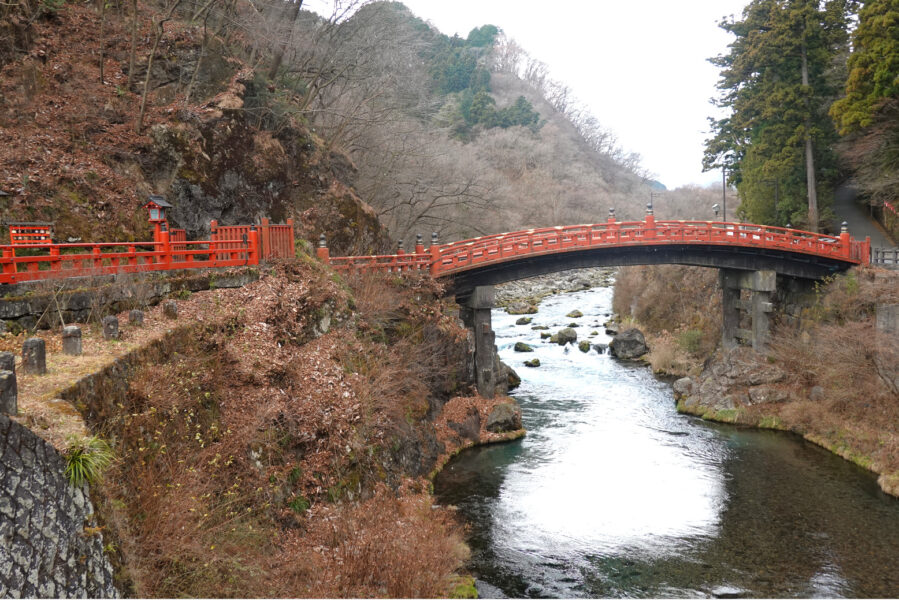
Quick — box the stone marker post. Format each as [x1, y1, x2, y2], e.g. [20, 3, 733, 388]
[163, 301, 178, 319]
[62, 326, 83, 356]
[0, 370, 16, 415]
[129, 309, 144, 326]
[22, 338, 46, 375]
[0, 352, 14, 373]
[102, 315, 119, 340]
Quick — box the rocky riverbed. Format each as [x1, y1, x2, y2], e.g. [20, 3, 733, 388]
[494, 267, 615, 307]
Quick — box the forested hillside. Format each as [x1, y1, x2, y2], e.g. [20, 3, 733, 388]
[0, 0, 726, 247]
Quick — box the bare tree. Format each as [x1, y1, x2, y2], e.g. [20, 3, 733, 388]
[136, 0, 184, 133]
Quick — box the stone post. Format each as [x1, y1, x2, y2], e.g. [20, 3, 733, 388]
[129, 309, 144, 326]
[0, 352, 14, 373]
[102, 315, 119, 340]
[0, 370, 16, 415]
[22, 338, 46, 375]
[163, 300, 178, 319]
[62, 326, 82, 356]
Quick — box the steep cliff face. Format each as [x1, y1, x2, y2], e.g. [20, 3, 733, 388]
[0, 4, 391, 255]
[142, 72, 391, 254]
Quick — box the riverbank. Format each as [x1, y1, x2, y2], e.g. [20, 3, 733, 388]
[614, 264, 899, 497]
[0, 260, 526, 597]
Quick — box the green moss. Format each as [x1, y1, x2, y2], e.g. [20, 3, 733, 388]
[757, 415, 784, 429]
[705, 408, 741, 423]
[449, 575, 478, 599]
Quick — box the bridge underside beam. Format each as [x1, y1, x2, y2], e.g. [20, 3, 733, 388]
[442, 244, 851, 298]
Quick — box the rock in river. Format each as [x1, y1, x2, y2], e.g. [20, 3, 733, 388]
[609, 328, 649, 359]
[507, 302, 538, 315]
[514, 342, 534, 352]
[486, 402, 522, 433]
[555, 327, 577, 345]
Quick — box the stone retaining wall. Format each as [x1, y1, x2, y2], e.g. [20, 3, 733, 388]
[0, 414, 117, 598]
[0, 267, 259, 332]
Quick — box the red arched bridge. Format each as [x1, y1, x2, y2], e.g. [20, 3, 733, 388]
[317, 212, 874, 397]
[318, 212, 871, 296]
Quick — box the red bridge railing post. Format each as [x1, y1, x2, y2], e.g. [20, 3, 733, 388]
[249, 226, 260, 264]
[160, 228, 171, 268]
[429, 232, 441, 276]
[839, 222, 851, 259]
[644, 204, 656, 239]
[316, 234, 330, 263]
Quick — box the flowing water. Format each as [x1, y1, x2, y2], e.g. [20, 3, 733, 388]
[434, 285, 899, 598]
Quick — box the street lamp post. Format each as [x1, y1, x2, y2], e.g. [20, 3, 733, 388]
[722, 166, 727, 222]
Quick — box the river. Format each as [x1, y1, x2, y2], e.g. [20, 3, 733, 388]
[434, 285, 899, 598]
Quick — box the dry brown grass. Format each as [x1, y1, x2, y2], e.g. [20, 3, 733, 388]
[85, 266, 473, 597]
[613, 265, 722, 360]
[286, 485, 468, 598]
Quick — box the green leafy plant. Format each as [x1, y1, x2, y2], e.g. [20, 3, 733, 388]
[677, 329, 703, 354]
[64, 435, 114, 487]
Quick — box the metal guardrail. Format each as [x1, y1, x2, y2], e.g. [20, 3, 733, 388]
[872, 247, 899, 268]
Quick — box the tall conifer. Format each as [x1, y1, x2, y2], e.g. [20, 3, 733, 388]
[704, 0, 852, 230]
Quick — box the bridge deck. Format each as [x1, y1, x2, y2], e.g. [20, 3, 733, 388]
[325, 219, 869, 289]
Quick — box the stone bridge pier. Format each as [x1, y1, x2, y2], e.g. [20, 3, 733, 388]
[458, 286, 497, 399]
[720, 269, 776, 352]
[720, 269, 818, 352]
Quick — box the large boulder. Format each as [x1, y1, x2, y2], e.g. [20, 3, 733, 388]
[514, 342, 534, 352]
[448, 405, 482, 442]
[609, 328, 649, 359]
[506, 302, 538, 315]
[673, 377, 694, 399]
[499, 361, 521, 391]
[556, 327, 577, 345]
[486, 402, 522, 433]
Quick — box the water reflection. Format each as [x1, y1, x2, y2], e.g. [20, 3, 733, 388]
[435, 286, 899, 598]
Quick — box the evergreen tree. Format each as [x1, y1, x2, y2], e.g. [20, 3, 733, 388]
[830, 0, 899, 234]
[704, 0, 852, 230]
[830, 0, 899, 134]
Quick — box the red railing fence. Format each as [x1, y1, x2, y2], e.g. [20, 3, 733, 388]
[7, 221, 54, 245]
[0, 218, 296, 286]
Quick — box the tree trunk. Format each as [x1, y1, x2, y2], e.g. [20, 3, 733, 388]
[126, 0, 138, 88]
[801, 42, 819, 232]
[136, 0, 182, 133]
[98, 0, 106, 84]
[267, 0, 303, 81]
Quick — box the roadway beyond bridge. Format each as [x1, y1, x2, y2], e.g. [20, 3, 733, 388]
[318, 209, 881, 398]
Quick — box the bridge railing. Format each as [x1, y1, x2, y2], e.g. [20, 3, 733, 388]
[872, 247, 899, 267]
[328, 252, 431, 273]
[431, 220, 862, 275]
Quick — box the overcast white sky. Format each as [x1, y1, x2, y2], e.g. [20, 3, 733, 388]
[397, 0, 750, 189]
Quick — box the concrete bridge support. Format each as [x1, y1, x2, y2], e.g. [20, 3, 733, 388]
[720, 269, 776, 352]
[458, 286, 497, 399]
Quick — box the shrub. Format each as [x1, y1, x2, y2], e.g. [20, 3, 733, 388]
[677, 329, 703, 354]
[64, 435, 114, 487]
